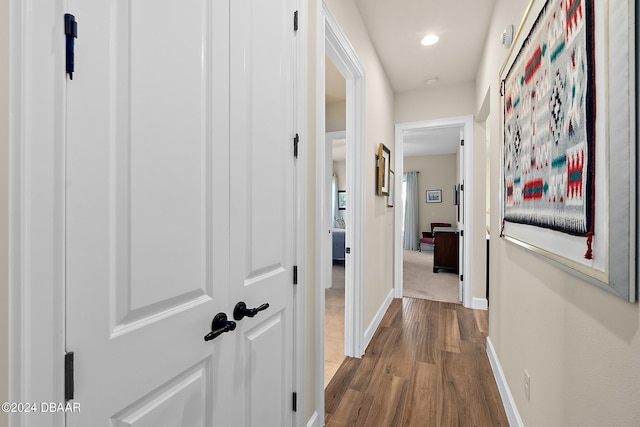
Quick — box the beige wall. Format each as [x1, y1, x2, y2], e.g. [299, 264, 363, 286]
[325, 0, 396, 332]
[403, 155, 457, 230]
[477, 0, 640, 425]
[326, 100, 346, 132]
[395, 82, 476, 124]
[1, 0, 9, 424]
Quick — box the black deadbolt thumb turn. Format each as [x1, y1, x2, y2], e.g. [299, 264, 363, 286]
[233, 301, 270, 321]
[204, 313, 236, 341]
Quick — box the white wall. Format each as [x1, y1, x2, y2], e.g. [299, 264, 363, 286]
[476, 1, 640, 425]
[403, 155, 457, 231]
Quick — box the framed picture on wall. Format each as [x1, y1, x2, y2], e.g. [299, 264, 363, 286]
[426, 189, 442, 203]
[377, 143, 391, 196]
[338, 190, 346, 210]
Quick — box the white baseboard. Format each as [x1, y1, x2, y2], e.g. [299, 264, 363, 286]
[472, 297, 488, 310]
[306, 411, 320, 427]
[363, 289, 394, 351]
[486, 337, 524, 427]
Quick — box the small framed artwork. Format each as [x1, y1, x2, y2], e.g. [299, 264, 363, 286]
[338, 190, 346, 210]
[426, 189, 442, 203]
[377, 143, 391, 196]
[387, 170, 394, 207]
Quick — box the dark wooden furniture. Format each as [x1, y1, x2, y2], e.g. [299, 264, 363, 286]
[433, 227, 459, 273]
[419, 222, 451, 251]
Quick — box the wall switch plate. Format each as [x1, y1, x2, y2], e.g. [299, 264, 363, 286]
[524, 369, 531, 401]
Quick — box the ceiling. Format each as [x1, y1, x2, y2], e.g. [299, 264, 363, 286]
[326, 0, 496, 157]
[353, 0, 496, 93]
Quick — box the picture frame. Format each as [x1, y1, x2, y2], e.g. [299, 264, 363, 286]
[426, 190, 442, 203]
[338, 190, 346, 210]
[377, 143, 391, 196]
[499, 0, 636, 302]
[387, 170, 394, 207]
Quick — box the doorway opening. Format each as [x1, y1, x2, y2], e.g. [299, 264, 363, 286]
[393, 116, 476, 309]
[323, 55, 347, 385]
[400, 127, 462, 304]
[324, 129, 347, 387]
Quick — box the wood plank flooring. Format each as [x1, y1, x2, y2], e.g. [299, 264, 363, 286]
[325, 298, 508, 427]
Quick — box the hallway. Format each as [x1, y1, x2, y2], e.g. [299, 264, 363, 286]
[325, 298, 508, 426]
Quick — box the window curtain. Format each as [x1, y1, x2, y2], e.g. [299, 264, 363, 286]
[331, 174, 338, 228]
[403, 171, 419, 250]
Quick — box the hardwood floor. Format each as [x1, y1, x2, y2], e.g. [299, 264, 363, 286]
[325, 298, 508, 427]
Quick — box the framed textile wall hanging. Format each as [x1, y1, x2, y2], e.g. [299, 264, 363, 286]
[499, 0, 637, 302]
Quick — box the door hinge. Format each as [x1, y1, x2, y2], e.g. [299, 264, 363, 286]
[292, 392, 297, 412]
[293, 265, 298, 285]
[460, 139, 464, 146]
[65, 352, 74, 401]
[64, 14, 78, 80]
[460, 230, 464, 237]
[293, 11, 299, 32]
[460, 274, 464, 282]
[293, 133, 299, 158]
[460, 183, 464, 191]
[345, 247, 351, 254]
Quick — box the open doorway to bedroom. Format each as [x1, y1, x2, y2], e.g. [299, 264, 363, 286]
[393, 116, 475, 309]
[401, 127, 462, 304]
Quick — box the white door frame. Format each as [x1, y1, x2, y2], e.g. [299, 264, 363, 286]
[8, 1, 307, 426]
[314, 1, 366, 425]
[393, 116, 475, 309]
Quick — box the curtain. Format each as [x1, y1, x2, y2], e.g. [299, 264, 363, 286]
[331, 174, 338, 228]
[403, 171, 419, 250]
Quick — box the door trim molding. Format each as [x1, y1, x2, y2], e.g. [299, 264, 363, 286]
[393, 116, 475, 308]
[9, 0, 67, 425]
[293, 0, 308, 425]
[315, 1, 367, 425]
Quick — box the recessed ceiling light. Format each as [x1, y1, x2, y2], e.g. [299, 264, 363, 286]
[421, 34, 439, 46]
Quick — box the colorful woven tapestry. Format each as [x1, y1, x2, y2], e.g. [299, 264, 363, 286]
[503, 0, 595, 242]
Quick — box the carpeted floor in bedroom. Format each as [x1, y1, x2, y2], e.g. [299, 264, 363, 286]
[402, 249, 460, 304]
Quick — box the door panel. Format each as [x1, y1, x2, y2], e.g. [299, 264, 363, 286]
[227, 0, 294, 425]
[111, 361, 211, 427]
[65, 0, 293, 425]
[245, 314, 286, 426]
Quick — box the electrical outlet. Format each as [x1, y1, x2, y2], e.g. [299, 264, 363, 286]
[524, 369, 531, 401]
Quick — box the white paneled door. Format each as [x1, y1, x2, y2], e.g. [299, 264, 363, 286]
[65, 0, 296, 426]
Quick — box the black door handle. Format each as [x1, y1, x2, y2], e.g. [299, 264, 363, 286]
[233, 302, 270, 321]
[204, 313, 236, 341]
